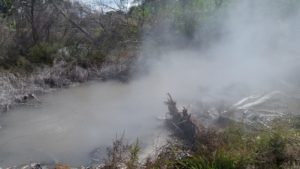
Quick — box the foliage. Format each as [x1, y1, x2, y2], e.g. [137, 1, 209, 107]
[1, 0, 299, 72]
[103, 136, 141, 169]
[145, 116, 300, 169]
[0, 0, 142, 72]
[28, 43, 59, 65]
[0, 0, 13, 16]
[174, 153, 237, 169]
[126, 140, 140, 169]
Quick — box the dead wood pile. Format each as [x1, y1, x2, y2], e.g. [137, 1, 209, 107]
[165, 93, 205, 145]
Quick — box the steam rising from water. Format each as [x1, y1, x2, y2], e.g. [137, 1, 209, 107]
[1, 0, 300, 166]
[0, 81, 168, 166]
[139, 0, 300, 101]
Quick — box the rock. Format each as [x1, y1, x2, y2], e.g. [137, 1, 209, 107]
[16, 163, 44, 169]
[30, 163, 42, 169]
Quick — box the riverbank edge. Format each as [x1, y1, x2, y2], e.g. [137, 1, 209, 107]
[0, 57, 135, 114]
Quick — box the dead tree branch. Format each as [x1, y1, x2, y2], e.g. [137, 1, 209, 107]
[50, 0, 95, 43]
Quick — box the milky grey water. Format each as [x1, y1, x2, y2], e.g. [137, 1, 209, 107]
[1, 47, 299, 167]
[0, 80, 168, 167]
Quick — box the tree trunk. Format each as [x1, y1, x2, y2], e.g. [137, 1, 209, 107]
[31, 0, 38, 43]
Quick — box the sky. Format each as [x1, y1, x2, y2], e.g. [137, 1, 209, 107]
[76, 0, 136, 11]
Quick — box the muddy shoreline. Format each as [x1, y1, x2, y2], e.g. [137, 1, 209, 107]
[0, 59, 134, 114]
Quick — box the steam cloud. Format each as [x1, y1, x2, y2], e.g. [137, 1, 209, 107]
[137, 0, 300, 104]
[0, 0, 300, 167]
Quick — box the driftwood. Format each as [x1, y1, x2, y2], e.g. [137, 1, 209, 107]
[165, 93, 205, 144]
[165, 94, 230, 153]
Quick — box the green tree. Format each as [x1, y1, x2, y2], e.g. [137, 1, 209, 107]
[0, 0, 13, 15]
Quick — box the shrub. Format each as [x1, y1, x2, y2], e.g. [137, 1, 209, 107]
[103, 136, 141, 169]
[175, 153, 237, 169]
[27, 43, 59, 65]
[16, 56, 33, 72]
[150, 116, 300, 169]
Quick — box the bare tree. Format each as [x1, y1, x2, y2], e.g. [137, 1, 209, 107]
[50, 0, 95, 43]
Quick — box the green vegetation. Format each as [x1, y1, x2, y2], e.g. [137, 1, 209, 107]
[0, 0, 144, 72]
[28, 43, 59, 65]
[101, 116, 299, 169]
[1, 1, 300, 167]
[162, 117, 300, 169]
[0, 0, 13, 15]
[103, 136, 141, 169]
[0, 0, 237, 73]
[175, 154, 237, 169]
[1, 0, 300, 72]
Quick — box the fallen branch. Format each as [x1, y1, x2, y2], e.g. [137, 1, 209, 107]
[50, 0, 96, 43]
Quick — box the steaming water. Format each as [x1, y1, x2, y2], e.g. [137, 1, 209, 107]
[1, 0, 300, 167]
[0, 81, 169, 167]
[0, 49, 299, 167]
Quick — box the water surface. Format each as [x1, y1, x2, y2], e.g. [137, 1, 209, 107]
[0, 81, 168, 167]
